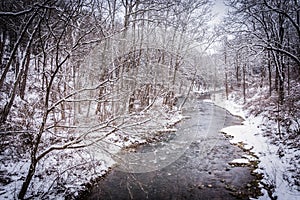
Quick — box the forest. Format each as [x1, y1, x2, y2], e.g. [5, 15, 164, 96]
[223, 0, 300, 153]
[0, 0, 299, 199]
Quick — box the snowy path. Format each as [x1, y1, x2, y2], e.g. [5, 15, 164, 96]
[78, 100, 262, 200]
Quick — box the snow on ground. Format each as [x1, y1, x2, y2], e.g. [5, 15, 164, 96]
[0, 105, 184, 199]
[213, 92, 300, 200]
[229, 158, 250, 165]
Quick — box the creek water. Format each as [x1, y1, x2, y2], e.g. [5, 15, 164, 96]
[78, 99, 261, 200]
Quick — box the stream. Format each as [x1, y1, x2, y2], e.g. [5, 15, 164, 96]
[77, 99, 262, 200]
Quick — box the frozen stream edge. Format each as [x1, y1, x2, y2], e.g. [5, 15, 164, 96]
[212, 93, 300, 200]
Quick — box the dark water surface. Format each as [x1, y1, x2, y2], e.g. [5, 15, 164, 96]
[78, 99, 261, 200]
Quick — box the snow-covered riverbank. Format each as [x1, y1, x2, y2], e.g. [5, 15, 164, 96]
[212, 92, 300, 200]
[0, 105, 184, 199]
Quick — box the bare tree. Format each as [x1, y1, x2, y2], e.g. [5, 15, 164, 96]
[224, 0, 300, 104]
[0, 0, 215, 198]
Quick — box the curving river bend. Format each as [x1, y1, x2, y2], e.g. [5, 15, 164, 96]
[77, 99, 262, 200]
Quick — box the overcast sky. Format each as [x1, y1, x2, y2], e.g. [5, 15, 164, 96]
[211, 0, 227, 25]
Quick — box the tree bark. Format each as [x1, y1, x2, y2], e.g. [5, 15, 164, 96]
[243, 63, 246, 103]
[20, 50, 31, 99]
[0, 9, 38, 90]
[18, 158, 37, 199]
[268, 51, 272, 96]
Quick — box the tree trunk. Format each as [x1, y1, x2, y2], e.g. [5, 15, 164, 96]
[18, 159, 37, 199]
[0, 30, 6, 69]
[278, 63, 285, 104]
[0, 68, 23, 123]
[0, 10, 37, 90]
[224, 45, 228, 100]
[243, 63, 246, 103]
[179, 80, 194, 110]
[287, 59, 290, 95]
[275, 62, 279, 92]
[235, 54, 240, 87]
[225, 72, 228, 100]
[1, 46, 32, 123]
[20, 50, 31, 99]
[18, 108, 48, 199]
[128, 93, 135, 113]
[268, 51, 272, 96]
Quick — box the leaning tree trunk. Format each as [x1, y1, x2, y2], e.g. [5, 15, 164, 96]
[18, 157, 38, 199]
[18, 105, 48, 199]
